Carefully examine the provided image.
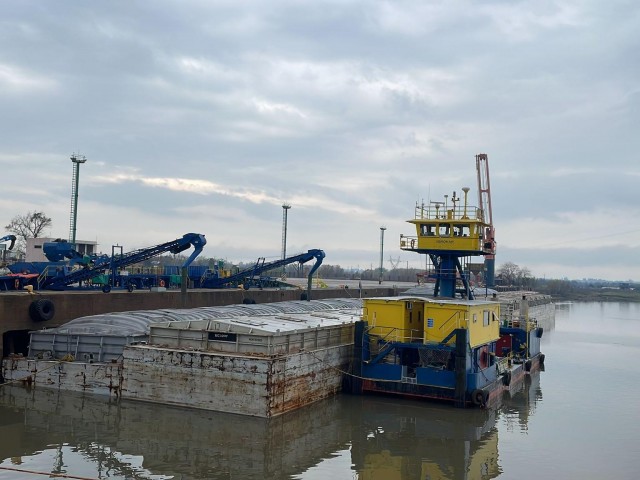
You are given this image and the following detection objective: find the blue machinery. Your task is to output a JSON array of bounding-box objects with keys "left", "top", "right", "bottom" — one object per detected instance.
[
  {"left": 201, "top": 249, "right": 325, "bottom": 295},
  {"left": 3, "top": 232, "right": 325, "bottom": 299},
  {"left": 41, "top": 233, "right": 207, "bottom": 291},
  {"left": 0, "top": 235, "right": 17, "bottom": 251}
]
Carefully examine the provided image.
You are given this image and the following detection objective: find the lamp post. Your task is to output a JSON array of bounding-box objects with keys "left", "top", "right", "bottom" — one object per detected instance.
[
  {"left": 69, "top": 153, "right": 87, "bottom": 247},
  {"left": 379, "top": 226, "right": 386, "bottom": 284}
]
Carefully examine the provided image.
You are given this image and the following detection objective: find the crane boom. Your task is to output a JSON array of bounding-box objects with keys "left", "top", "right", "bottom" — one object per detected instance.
[
  {"left": 475, "top": 153, "right": 496, "bottom": 287},
  {"left": 476, "top": 153, "right": 493, "bottom": 227}
]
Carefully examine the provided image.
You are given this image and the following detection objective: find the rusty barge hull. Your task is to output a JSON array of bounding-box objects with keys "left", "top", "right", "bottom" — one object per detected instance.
[
  {"left": 3, "top": 345, "right": 351, "bottom": 417},
  {"left": 3, "top": 298, "right": 361, "bottom": 417}
]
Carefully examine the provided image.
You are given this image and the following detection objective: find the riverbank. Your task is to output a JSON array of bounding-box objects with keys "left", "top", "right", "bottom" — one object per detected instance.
[{"left": 551, "top": 288, "right": 640, "bottom": 303}]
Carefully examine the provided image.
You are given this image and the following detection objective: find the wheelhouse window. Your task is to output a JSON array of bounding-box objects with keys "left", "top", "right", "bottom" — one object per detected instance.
[
  {"left": 453, "top": 224, "right": 470, "bottom": 237},
  {"left": 438, "top": 224, "right": 450, "bottom": 237},
  {"left": 420, "top": 224, "right": 436, "bottom": 236}
]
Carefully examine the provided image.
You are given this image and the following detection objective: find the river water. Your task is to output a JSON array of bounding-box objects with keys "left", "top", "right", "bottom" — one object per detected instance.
[{"left": 0, "top": 301, "right": 639, "bottom": 480}]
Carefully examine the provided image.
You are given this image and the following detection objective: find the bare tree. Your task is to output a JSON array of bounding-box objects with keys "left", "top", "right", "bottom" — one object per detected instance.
[
  {"left": 518, "top": 266, "right": 533, "bottom": 288},
  {"left": 497, "top": 261, "right": 520, "bottom": 286},
  {"left": 5, "top": 211, "right": 53, "bottom": 256}
]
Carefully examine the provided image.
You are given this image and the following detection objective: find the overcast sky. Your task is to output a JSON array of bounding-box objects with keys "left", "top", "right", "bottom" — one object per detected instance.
[{"left": 1, "top": 1, "right": 638, "bottom": 282}]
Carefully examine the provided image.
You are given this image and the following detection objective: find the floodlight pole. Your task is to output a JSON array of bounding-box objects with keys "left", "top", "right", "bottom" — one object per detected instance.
[
  {"left": 379, "top": 226, "right": 386, "bottom": 284},
  {"left": 281, "top": 204, "right": 291, "bottom": 278},
  {"left": 69, "top": 153, "right": 87, "bottom": 247}
]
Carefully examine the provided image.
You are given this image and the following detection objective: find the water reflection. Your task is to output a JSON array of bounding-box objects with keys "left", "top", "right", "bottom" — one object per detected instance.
[
  {"left": 348, "top": 397, "right": 501, "bottom": 480},
  {"left": 0, "top": 370, "right": 543, "bottom": 480},
  {"left": 0, "top": 386, "right": 352, "bottom": 480},
  {"left": 499, "top": 373, "right": 543, "bottom": 434}
]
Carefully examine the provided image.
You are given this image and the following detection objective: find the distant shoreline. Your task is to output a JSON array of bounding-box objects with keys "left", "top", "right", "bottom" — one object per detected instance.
[{"left": 552, "top": 290, "right": 640, "bottom": 303}]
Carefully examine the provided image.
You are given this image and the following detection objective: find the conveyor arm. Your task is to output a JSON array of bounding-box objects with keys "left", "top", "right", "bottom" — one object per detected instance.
[
  {"left": 203, "top": 249, "right": 325, "bottom": 296},
  {"left": 0, "top": 235, "right": 16, "bottom": 251},
  {"left": 43, "top": 233, "right": 207, "bottom": 290}
]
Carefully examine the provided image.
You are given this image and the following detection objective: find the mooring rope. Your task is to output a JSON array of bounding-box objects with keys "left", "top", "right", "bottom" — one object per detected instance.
[{"left": 0, "top": 465, "right": 98, "bottom": 479}]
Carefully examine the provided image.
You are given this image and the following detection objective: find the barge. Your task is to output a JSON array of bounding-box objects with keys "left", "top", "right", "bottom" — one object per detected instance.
[{"left": 2, "top": 299, "right": 362, "bottom": 417}]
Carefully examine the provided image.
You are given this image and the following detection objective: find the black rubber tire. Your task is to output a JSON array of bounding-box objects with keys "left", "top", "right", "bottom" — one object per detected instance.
[
  {"left": 502, "top": 371, "right": 512, "bottom": 386},
  {"left": 127, "top": 284, "right": 134, "bottom": 293},
  {"left": 29, "top": 299, "right": 55, "bottom": 322},
  {"left": 539, "top": 353, "right": 545, "bottom": 365},
  {"left": 300, "top": 292, "right": 308, "bottom": 301},
  {"left": 471, "top": 389, "right": 488, "bottom": 406},
  {"left": 536, "top": 327, "right": 544, "bottom": 338},
  {"left": 525, "top": 359, "right": 532, "bottom": 372},
  {"left": 242, "top": 298, "right": 253, "bottom": 304},
  {"left": 102, "top": 284, "right": 112, "bottom": 293}
]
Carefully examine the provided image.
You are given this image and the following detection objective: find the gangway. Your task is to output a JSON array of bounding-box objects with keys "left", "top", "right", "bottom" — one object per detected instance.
[
  {"left": 42, "top": 233, "right": 206, "bottom": 291},
  {"left": 202, "top": 249, "right": 325, "bottom": 299}
]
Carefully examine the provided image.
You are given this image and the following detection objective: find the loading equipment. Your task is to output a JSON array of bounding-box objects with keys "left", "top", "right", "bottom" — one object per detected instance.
[
  {"left": 202, "top": 249, "right": 325, "bottom": 299},
  {"left": 42, "top": 233, "right": 206, "bottom": 291},
  {"left": 0, "top": 235, "right": 17, "bottom": 251}
]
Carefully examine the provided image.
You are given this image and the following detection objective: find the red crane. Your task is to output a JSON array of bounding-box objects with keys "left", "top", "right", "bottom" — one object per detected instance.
[{"left": 476, "top": 153, "right": 496, "bottom": 287}]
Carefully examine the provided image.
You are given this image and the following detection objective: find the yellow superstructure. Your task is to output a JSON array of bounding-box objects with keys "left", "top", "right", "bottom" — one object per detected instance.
[
  {"left": 364, "top": 297, "right": 500, "bottom": 349},
  {"left": 399, "top": 194, "right": 492, "bottom": 255},
  {"left": 364, "top": 298, "right": 425, "bottom": 342}
]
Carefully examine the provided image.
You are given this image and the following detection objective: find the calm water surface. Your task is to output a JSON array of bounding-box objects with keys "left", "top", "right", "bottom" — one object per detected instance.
[{"left": 1, "top": 301, "right": 639, "bottom": 480}]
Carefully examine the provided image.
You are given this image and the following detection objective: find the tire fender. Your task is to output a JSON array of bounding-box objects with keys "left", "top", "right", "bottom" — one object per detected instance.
[
  {"left": 29, "top": 299, "right": 55, "bottom": 322},
  {"left": 471, "top": 389, "right": 488, "bottom": 407}
]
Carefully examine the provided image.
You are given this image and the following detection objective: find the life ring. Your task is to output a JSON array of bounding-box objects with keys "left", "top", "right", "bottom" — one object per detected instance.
[
  {"left": 14, "top": 279, "right": 20, "bottom": 289},
  {"left": 479, "top": 349, "right": 488, "bottom": 369},
  {"left": 159, "top": 280, "right": 165, "bottom": 287},
  {"left": 29, "top": 299, "right": 55, "bottom": 322}
]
